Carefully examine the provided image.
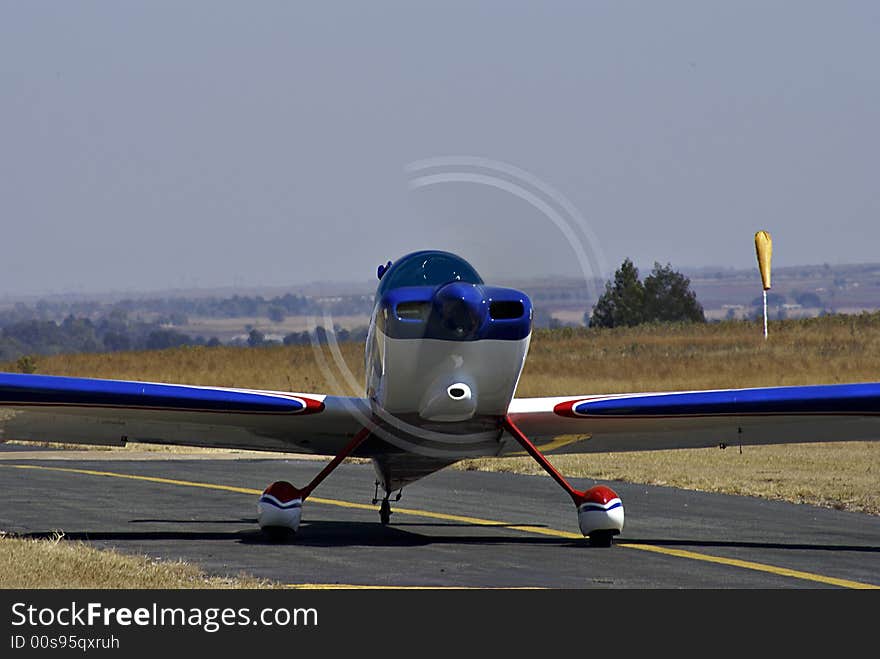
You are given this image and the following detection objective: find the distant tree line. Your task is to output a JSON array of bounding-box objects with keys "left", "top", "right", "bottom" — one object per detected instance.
[
  {"left": 0, "top": 312, "right": 218, "bottom": 362},
  {"left": 749, "top": 291, "right": 823, "bottom": 309},
  {"left": 0, "top": 289, "right": 374, "bottom": 363},
  {"left": 0, "top": 314, "right": 369, "bottom": 363},
  {"left": 246, "top": 325, "right": 370, "bottom": 348},
  {"left": 0, "top": 292, "right": 373, "bottom": 327}
]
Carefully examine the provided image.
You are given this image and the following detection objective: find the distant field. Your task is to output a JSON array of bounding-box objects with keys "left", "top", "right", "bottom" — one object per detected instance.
[
  {"left": 3, "top": 313, "right": 880, "bottom": 513},
  {"left": 178, "top": 314, "right": 370, "bottom": 342}
]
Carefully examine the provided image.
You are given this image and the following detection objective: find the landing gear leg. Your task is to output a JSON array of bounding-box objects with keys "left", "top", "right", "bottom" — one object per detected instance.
[
  {"left": 257, "top": 427, "right": 371, "bottom": 536},
  {"left": 502, "top": 416, "right": 624, "bottom": 546},
  {"left": 373, "top": 483, "right": 402, "bottom": 525},
  {"left": 379, "top": 498, "right": 392, "bottom": 525}
]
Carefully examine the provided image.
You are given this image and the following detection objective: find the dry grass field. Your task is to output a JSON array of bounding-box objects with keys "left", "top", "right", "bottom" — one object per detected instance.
[{"left": 1, "top": 315, "right": 879, "bottom": 588}]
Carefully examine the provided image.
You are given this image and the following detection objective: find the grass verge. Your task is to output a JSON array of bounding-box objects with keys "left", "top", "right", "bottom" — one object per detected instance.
[
  {"left": 458, "top": 441, "right": 880, "bottom": 514},
  {"left": 0, "top": 532, "right": 276, "bottom": 589}
]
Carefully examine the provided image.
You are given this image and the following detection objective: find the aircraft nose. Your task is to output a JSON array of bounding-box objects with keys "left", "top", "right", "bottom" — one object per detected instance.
[{"left": 433, "top": 282, "right": 486, "bottom": 340}]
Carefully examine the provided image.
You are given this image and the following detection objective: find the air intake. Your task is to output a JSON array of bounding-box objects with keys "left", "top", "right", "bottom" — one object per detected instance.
[
  {"left": 489, "top": 300, "right": 524, "bottom": 320},
  {"left": 396, "top": 301, "right": 431, "bottom": 321}
]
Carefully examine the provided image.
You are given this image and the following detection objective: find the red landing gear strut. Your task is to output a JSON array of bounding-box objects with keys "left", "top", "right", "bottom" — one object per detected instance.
[
  {"left": 257, "top": 427, "right": 372, "bottom": 536},
  {"left": 503, "top": 416, "right": 624, "bottom": 547}
]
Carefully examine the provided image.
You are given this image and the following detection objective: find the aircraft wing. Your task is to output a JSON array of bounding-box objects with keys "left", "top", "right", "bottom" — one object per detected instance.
[
  {"left": 0, "top": 372, "right": 367, "bottom": 456},
  {"left": 505, "top": 382, "right": 880, "bottom": 455}
]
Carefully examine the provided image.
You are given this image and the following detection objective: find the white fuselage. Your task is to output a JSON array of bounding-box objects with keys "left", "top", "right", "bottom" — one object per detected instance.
[
  {"left": 371, "top": 330, "right": 530, "bottom": 420},
  {"left": 361, "top": 250, "right": 534, "bottom": 469}
]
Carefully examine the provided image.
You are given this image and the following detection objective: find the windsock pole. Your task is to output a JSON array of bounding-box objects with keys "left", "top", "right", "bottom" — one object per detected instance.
[
  {"left": 763, "top": 290, "right": 768, "bottom": 339},
  {"left": 754, "top": 231, "right": 772, "bottom": 340}
]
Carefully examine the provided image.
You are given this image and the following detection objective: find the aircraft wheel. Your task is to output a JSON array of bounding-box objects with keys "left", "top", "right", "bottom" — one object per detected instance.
[
  {"left": 588, "top": 530, "right": 615, "bottom": 548},
  {"left": 379, "top": 499, "right": 392, "bottom": 525},
  {"left": 261, "top": 526, "right": 297, "bottom": 542}
]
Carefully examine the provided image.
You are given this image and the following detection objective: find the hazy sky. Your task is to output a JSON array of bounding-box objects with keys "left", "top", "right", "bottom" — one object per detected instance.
[{"left": 2, "top": 1, "right": 878, "bottom": 296}]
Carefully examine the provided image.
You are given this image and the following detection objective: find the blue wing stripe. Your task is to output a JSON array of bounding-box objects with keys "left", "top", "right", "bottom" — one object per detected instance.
[
  {"left": 0, "top": 372, "right": 305, "bottom": 414},
  {"left": 574, "top": 382, "right": 880, "bottom": 417}
]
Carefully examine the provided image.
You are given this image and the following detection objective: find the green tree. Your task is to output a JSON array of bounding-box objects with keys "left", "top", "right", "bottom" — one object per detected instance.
[
  {"left": 588, "top": 258, "right": 645, "bottom": 328},
  {"left": 16, "top": 355, "right": 37, "bottom": 374},
  {"left": 642, "top": 262, "right": 705, "bottom": 323}
]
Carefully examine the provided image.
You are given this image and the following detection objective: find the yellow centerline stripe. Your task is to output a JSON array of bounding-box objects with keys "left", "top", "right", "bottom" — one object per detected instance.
[
  {"left": 5, "top": 463, "right": 262, "bottom": 495},
  {"left": 621, "top": 543, "right": 878, "bottom": 590},
  {"left": 2, "top": 463, "right": 876, "bottom": 589}
]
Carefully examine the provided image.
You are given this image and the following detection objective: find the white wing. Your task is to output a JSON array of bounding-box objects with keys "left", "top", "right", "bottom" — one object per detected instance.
[
  {"left": 0, "top": 372, "right": 367, "bottom": 455},
  {"left": 506, "top": 382, "right": 880, "bottom": 455}
]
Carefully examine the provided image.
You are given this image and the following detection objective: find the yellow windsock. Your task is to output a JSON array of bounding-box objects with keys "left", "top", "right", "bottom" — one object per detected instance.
[{"left": 754, "top": 231, "right": 772, "bottom": 290}]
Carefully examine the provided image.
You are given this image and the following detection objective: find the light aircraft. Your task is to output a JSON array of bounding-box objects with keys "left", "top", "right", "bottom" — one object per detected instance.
[{"left": 2, "top": 250, "right": 879, "bottom": 546}]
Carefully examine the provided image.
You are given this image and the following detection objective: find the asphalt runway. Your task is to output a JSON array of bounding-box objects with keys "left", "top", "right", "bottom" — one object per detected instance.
[{"left": 1, "top": 446, "right": 878, "bottom": 588}]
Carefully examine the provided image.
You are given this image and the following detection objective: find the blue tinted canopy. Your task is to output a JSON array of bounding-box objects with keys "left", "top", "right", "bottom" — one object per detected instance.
[{"left": 376, "top": 251, "right": 483, "bottom": 298}]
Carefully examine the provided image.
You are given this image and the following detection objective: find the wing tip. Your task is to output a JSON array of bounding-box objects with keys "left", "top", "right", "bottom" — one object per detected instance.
[
  {"left": 553, "top": 400, "right": 583, "bottom": 418},
  {"left": 297, "top": 397, "right": 326, "bottom": 415}
]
